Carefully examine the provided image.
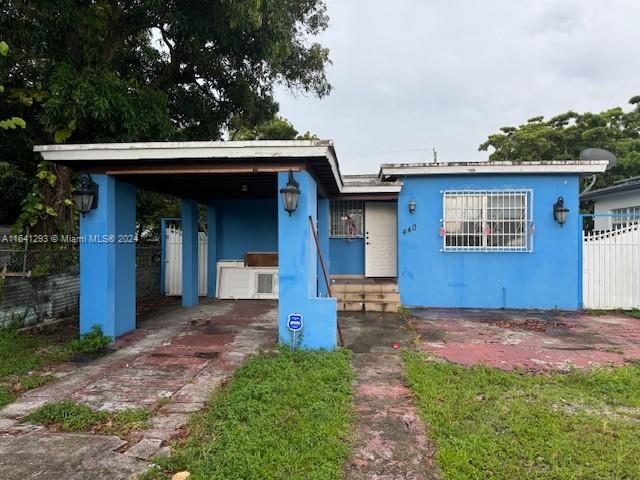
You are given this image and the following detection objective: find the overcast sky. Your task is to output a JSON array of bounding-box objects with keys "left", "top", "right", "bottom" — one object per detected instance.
[{"left": 275, "top": 0, "right": 640, "bottom": 174}]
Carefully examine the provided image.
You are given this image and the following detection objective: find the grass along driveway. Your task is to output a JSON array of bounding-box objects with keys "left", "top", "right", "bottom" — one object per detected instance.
[
  {"left": 403, "top": 351, "right": 640, "bottom": 479},
  {"left": 144, "top": 348, "right": 354, "bottom": 480},
  {"left": 0, "top": 326, "right": 73, "bottom": 408}
]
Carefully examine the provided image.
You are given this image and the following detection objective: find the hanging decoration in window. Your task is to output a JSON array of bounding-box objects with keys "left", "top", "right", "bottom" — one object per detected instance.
[
  {"left": 330, "top": 200, "right": 364, "bottom": 240},
  {"left": 441, "top": 188, "right": 534, "bottom": 252}
]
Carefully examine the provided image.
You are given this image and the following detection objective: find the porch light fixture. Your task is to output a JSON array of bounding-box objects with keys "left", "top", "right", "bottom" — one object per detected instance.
[
  {"left": 74, "top": 174, "right": 99, "bottom": 216},
  {"left": 280, "top": 170, "right": 301, "bottom": 216},
  {"left": 408, "top": 200, "right": 417, "bottom": 214},
  {"left": 553, "top": 196, "right": 569, "bottom": 226}
]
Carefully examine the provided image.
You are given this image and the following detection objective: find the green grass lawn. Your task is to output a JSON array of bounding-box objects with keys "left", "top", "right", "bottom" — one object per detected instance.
[
  {"left": 0, "top": 327, "right": 72, "bottom": 408},
  {"left": 144, "top": 348, "right": 354, "bottom": 480},
  {"left": 403, "top": 351, "right": 640, "bottom": 479}
]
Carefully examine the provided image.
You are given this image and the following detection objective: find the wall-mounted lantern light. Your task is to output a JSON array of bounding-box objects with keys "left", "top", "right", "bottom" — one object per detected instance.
[
  {"left": 280, "top": 170, "right": 301, "bottom": 216},
  {"left": 408, "top": 200, "right": 417, "bottom": 214},
  {"left": 553, "top": 196, "right": 569, "bottom": 226},
  {"left": 74, "top": 174, "right": 99, "bottom": 216}
]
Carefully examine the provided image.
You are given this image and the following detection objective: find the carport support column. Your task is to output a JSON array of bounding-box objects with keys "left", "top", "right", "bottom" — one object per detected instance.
[
  {"left": 79, "top": 175, "right": 136, "bottom": 338},
  {"left": 278, "top": 171, "right": 337, "bottom": 350},
  {"left": 181, "top": 199, "right": 199, "bottom": 307},
  {"left": 317, "top": 197, "right": 331, "bottom": 297},
  {"left": 206, "top": 204, "right": 217, "bottom": 298}
]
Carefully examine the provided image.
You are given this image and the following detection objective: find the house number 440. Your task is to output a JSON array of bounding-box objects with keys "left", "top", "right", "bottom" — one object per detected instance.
[{"left": 402, "top": 224, "right": 417, "bottom": 235}]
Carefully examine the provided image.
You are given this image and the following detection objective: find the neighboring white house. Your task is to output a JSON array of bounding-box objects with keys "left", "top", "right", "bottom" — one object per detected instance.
[{"left": 581, "top": 177, "right": 640, "bottom": 230}]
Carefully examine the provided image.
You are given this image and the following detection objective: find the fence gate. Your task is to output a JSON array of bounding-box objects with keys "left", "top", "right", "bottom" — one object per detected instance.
[
  {"left": 582, "top": 221, "right": 640, "bottom": 309},
  {"left": 164, "top": 224, "right": 208, "bottom": 296}
]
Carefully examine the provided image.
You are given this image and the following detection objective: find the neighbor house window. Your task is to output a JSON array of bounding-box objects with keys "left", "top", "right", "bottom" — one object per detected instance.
[
  {"left": 442, "top": 189, "right": 533, "bottom": 252},
  {"left": 612, "top": 206, "right": 640, "bottom": 229},
  {"left": 330, "top": 200, "right": 364, "bottom": 238}
]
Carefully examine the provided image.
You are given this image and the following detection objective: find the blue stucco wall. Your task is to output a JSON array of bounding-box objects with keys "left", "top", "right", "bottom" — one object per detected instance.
[
  {"left": 212, "top": 199, "right": 278, "bottom": 259},
  {"left": 398, "top": 174, "right": 581, "bottom": 310},
  {"left": 278, "top": 171, "right": 337, "bottom": 350},
  {"left": 329, "top": 238, "right": 365, "bottom": 275}
]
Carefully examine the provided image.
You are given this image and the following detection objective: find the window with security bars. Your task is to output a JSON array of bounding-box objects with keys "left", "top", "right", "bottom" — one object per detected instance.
[
  {"left": 330, "top": 200, "right": 364, "bottom": 238},
  {"left": 612, "top": 206, "right": 640, "bottom": 229},
  {"left": 442, "top": 189, "right": 533, "bottom": 252}
]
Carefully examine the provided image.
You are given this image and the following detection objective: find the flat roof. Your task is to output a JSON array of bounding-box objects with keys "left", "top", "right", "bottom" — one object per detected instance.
[
  {"left": 35, "top": 140, "right": 346, "bottom": 198},
  {"left": 35, "top": 142, "right": 611, "bottom": 198}
]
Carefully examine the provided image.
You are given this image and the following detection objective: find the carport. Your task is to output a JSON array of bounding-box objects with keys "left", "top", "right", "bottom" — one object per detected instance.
[{"left": 34, "top": 140, "right": 341, "bottom": 350}]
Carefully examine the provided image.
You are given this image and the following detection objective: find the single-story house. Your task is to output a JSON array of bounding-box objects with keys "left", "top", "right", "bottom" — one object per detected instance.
[
  {"left": 35, "top": 140, "right": 608, "bottom": 350},
  {"left": 581, "top": 176, "right": 640, "bottom": 230}
]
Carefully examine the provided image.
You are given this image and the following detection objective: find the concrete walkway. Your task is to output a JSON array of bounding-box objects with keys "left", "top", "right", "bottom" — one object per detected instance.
[
  {"left": 0, "top": 300, "right": 277, "bottom": 479},
  {"left": 341, "top": 312, "right": 440, "bottom": 480}
]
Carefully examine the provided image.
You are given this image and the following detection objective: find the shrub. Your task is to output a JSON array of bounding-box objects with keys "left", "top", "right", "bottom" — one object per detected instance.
[{"left": 68, "top": 325, "right": 112, "bottom": 353}]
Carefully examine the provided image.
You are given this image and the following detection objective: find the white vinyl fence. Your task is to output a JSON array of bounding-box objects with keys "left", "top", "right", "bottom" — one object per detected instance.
[
  {"left": 583, "top": 224, "right": 640, "bottom": 309},
  {"left": 164, "top": 224, "right": 208, "bottom": 296}
]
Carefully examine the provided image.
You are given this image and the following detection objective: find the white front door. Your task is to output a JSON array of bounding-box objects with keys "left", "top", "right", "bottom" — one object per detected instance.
[{"left": 365, "top": 202, "right": 397, "bottom": 277}]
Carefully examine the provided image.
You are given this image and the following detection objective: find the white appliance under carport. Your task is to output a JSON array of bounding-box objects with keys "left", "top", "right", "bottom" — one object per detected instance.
[{"left": 164, "top": 224, "right": 278, "bottom": 299}]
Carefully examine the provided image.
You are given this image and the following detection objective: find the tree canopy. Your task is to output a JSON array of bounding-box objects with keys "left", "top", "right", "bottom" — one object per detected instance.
[
  {"left": 0, "top": 0, "right": 331, "bottom": 227},
  {"left": 479, "top": 96, "right": 640, "bottom": 190},
  {"left": 230, "top": 115, "right": 318, "bottom": 140}
]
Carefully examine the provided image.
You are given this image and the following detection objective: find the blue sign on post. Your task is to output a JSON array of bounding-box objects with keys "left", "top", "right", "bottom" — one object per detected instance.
[{"left": 287, "top": 313, "right": 303, "bottom": 332}]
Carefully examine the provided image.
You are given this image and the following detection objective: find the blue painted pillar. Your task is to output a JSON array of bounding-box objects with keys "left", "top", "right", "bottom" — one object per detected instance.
[
  {"left": 181, "top": 199, "right": 199, "bottom": 307},
  {"left": 206, "top": 204, "right": 217, "bottom": 298},
  {"left": 278, "top": 171, "right": 337, "bottom": 350},
  {"left": 79, "top": 175, "right": 136, "bottom": 338},
  {"left": 317, "top": 197, "right": 331, "bottom": 297}
]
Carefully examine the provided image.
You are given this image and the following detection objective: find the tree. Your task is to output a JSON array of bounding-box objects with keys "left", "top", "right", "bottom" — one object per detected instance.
[
  {"left": 479, "top": 96, "right": 640, "bottom": 191},
  {"left": 0, "top": 0, "right": 331, "bottom": 230},
  {"left": 230, "top": 115, "right": 318, "bottom": 140},
  {"left": 0, "top": 40, "right": 29, "bottom": 225}
]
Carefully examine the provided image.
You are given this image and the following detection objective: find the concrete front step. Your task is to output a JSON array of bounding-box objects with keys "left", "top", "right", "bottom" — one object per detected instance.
[
  {"left": 331, "top": 277, "right": 399, "bottom": 312},
  {"left": 334, "top": 283, "right": 399, "bottom": 293},
  {"left": 338, "top": 301, "right": 400, "bottom": 313},
  {"left": 334, "top": 292, "right": 400, "bottom": 301}
]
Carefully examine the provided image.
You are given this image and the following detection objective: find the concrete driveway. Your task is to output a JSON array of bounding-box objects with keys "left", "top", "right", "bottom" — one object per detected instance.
[
  {"left": 412, "top": 308, "right": 640, "bottom": 371},
  {"left": 0, "top": 300, "right": 277, "bottom": 479}
]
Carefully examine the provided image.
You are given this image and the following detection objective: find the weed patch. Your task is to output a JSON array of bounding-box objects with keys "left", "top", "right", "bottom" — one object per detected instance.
[
  {"left": 587, "top": 309, "right": 640, "bottom": 319},
  {"left": 68, "top": 325, "right": 112, "bottom": 354},
  {"left": 25, "top": 400, "right": 151, "bottom": 436}
]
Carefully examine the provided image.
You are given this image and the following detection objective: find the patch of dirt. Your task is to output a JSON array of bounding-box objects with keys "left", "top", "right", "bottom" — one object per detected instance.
[{"left": 486, "top": 318, "right": 570, "bottom": 332}]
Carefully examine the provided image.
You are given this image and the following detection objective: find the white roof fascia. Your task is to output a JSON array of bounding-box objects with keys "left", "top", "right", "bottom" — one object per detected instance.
[
  {"left": 380, "top": 160, "right": 609, "bottom": 176},
  {"left": 34, "top": 140, "right": 331, "bottom": 162},
  {"left": 340, "top": 184, "right": 402, "bottom": 194},
  {"left": 35, "top": 139, "right": 349, "bottom": 191}
]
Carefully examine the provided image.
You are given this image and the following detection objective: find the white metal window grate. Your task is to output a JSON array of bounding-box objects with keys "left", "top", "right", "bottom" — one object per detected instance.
[
  {"left": 442, "top": 189, "right": 534, "bottom": 252},
  {"left": 330, "top": 200, "right": 364, "bottom": 238},
  {"left": 612, "top": 206, "right": 640, "bottom": 229}
]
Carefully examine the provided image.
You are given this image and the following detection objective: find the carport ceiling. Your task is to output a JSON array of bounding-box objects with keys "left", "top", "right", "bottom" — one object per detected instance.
[{"left": 121, "top": 172, "right": 277, "bottom": 201}]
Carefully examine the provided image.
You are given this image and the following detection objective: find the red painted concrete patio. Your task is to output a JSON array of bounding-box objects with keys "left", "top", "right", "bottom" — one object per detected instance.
[{"left": 412, "top": 309, "right": 640, "bottom": 371}]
